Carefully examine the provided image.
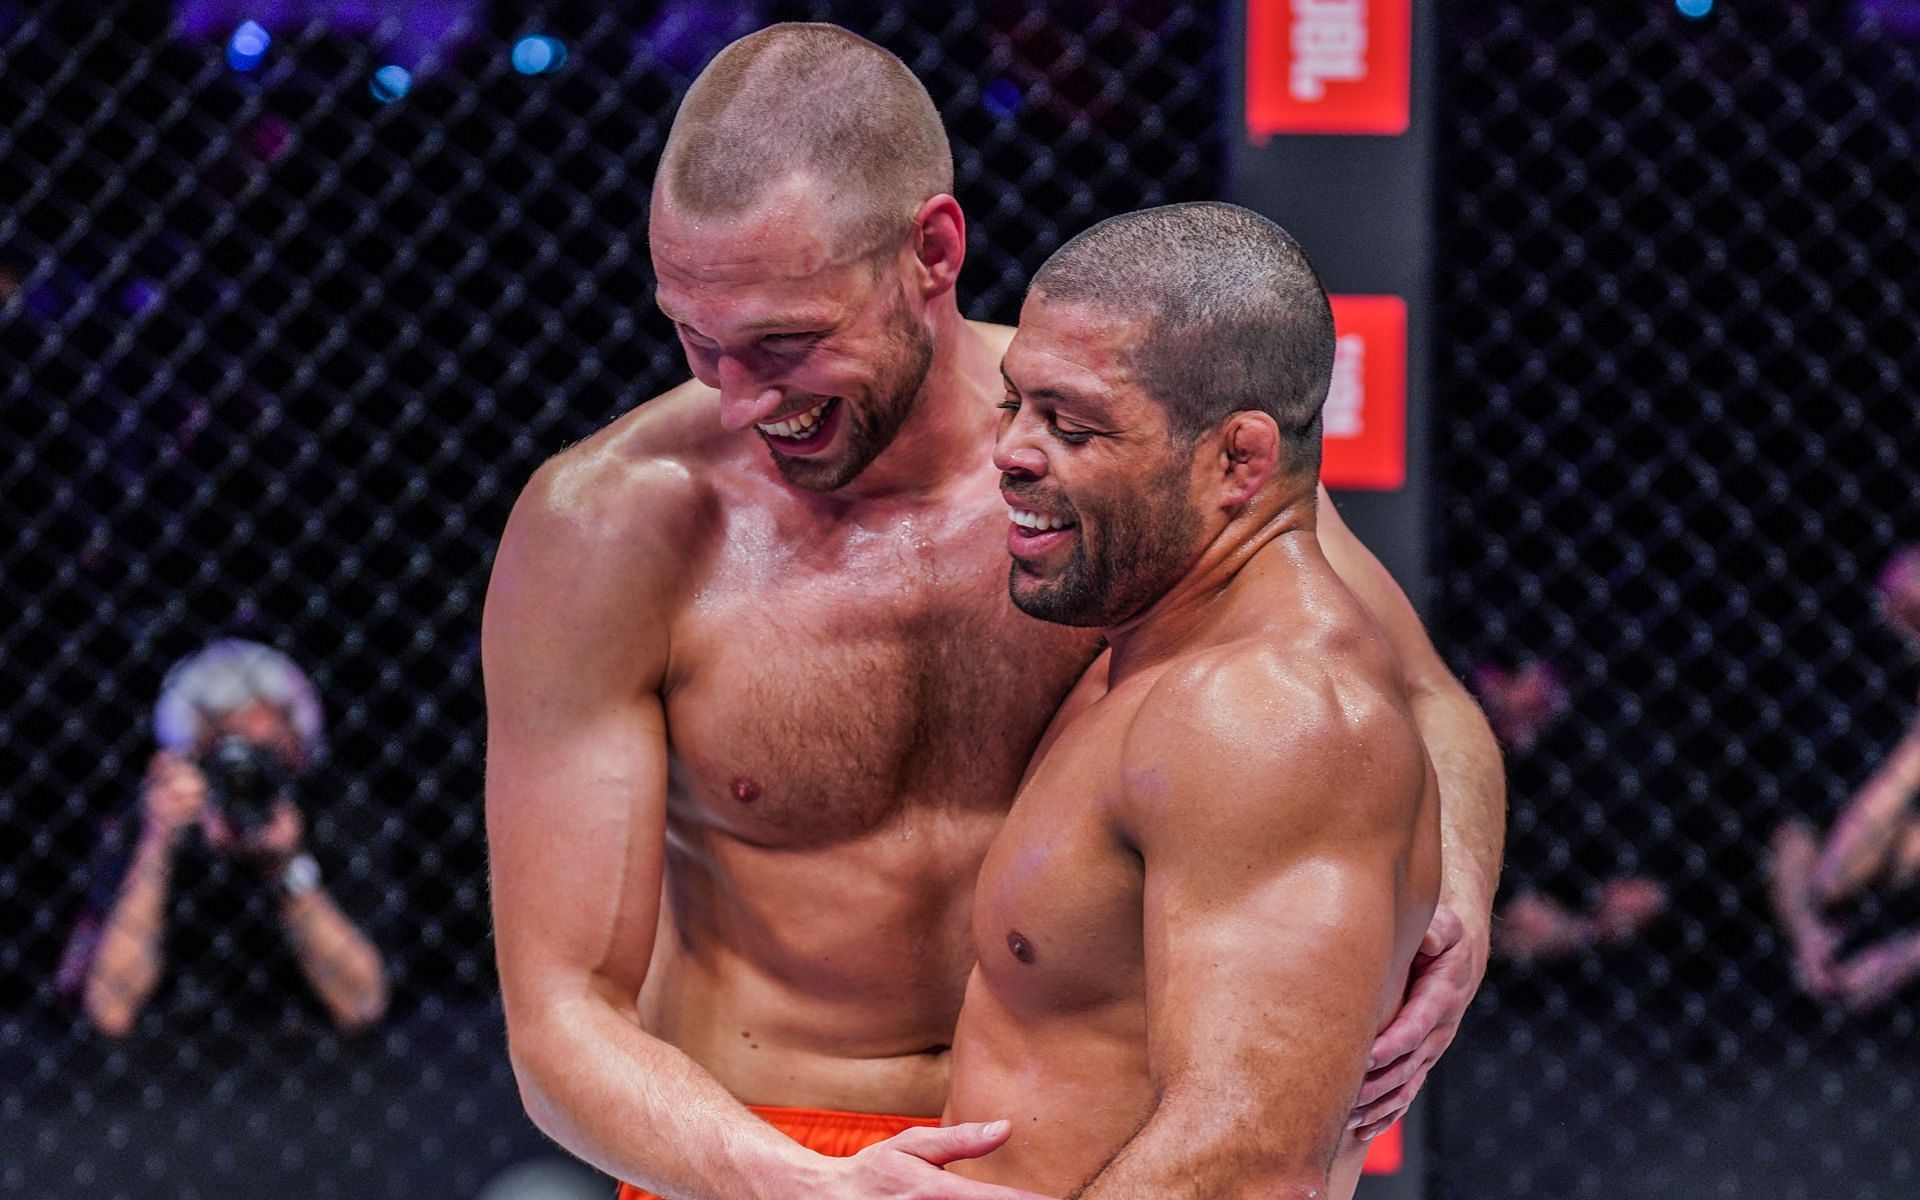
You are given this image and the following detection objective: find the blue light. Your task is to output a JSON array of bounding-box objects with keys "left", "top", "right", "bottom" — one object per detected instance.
[
  {"left": 982, "top": 78, "right": 1023, "bottom": 119},
  {"left": 371, "top": 64, "right": 413, "bottom": 103},
  {"left": 1676, "top": 0, "right": 1713, "bottom": 17},
  {"left": 226, "top": 20, "right": 270, "bottom": 71},
  {"left": 511, "top": 34, "right": 567, "bottom": 75}
]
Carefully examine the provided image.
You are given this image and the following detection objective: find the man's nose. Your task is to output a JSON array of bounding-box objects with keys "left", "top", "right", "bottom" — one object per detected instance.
[
  {"left": 993, "top": 424, "right": 1048, "bottom": 480},
  {"left": 715, "top": 356, "right": 784, "bottom": 432}
]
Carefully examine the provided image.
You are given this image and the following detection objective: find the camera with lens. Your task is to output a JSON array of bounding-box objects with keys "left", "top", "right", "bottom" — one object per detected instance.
[{"left": 200, "top": 734, "right": 292, "bottom": 835}]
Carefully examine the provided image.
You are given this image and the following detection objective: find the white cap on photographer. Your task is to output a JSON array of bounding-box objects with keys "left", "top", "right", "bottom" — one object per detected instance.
[{"left": 152, "top": 639, "right": 325, "bottom": 766}]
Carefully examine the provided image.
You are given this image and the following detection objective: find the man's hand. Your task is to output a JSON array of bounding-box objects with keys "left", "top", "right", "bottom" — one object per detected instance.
[
  {"left": 1769, "top": 821, "right": 1843, "bottom": 1000},
  {"left": 1351, "top": 904, "right": 1485, "bottom": 1140},
  {"left": 140, "top": 751, "right": 208, "bottom": 849},
  {"left": 240, "top": 799, "right": 306, "bottom": 870},
  {"left": 829, "top": 1122, "right": 1056, "bottom": 1200},
  {"left": 1830, "top": 932, "right": 1920, "bottom": 1014}
]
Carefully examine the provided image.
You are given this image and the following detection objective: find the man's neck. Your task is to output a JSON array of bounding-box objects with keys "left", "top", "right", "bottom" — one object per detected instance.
[
  {"left": 817, "top": 304, "right": 1000, "bottom": 507},
  {"left": 1103, "top": 485, "right": 1320, "bottom": 684}
]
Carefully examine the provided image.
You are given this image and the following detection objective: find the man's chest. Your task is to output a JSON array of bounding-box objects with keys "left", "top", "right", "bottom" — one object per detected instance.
[
  {"left": 968, "top": 695, "right": 1151, "bottom": 1011},
  {"left": 662, "top": 532, "right": 1096, "bottom": 846}
]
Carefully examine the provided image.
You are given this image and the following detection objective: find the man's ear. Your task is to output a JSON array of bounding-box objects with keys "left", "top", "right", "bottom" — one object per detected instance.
[
  {"left": 1216, "top": 411, "right": 1281, "bottom": 509},
  {"left": 909, "top": 194, "right": 967, "bottom": 298}
]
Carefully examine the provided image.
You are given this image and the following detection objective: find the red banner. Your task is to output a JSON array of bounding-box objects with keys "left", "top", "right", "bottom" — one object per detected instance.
[
  {"left": 1247, "top": 0, "right": 1411, "bottom": 138},
  {"left": 1321, "top": 294, "right": 1407, "bottom": 491},
  {"left": 1362, "top": 1120, "right": 1404, "bottom": 1174}
]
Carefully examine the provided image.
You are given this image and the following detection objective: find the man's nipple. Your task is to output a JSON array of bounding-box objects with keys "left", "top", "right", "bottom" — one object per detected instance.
[
  {"left": 731, "top": 777, "right": 762, "bottom": 804},
  {"left": 1007, "top": 931, "right": 1036, "bottom": 964}
]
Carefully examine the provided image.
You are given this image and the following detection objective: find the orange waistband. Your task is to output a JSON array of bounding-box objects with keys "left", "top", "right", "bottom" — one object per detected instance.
[
  {"left": 748, "top": 1102, "right": 941, "bottom": 1139},
  {"left": 613, "top": 1104, "right": 942, "bottom": 1199}
]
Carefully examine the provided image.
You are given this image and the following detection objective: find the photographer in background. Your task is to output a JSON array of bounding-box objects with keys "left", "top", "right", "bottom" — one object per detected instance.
[{"left": 62, "top": 640, "right": 389, "bottom": 1039}]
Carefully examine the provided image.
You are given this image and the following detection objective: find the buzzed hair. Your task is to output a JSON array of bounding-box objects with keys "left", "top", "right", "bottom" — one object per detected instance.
[
  {"left": 1030, "top": 202, "right": 1336, "bottom": 477},
  {"left": 657, "top": 23, "right": 954, "bottom": 258}
]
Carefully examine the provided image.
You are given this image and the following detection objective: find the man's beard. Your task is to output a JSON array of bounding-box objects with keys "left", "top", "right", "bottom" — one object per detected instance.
[
  {"left": 771, "top": 290, "right": 935, "bottom": 492},
  {"left": 1007, "top": 450, "right": 1202, "bottom": 628}
]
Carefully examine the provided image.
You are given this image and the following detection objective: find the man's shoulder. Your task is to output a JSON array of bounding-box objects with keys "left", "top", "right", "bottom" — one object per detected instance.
[
  {"left": 510, "top": 379, "right": 724, "bottom": 556},
  {"left": 1122, "top": 637, "right": 1425, "bottom": 832},
  {"left": 1136, "top": 635, "right": 1407, "bottom": 739},
  {"left": 486, "top": 380, "right": 729, "bottom": 650}
]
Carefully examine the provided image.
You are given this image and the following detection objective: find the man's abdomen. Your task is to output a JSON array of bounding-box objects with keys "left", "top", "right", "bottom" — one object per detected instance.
[
  {"left": 944, "top": 975, "right": 1153, "bottom": 1192},
  {"left": 640, "top": 810, "right": 996, "bottom": 1115}
]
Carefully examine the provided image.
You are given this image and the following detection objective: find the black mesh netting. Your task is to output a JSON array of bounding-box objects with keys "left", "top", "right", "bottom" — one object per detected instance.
[
  {"left": 0, "top": 3, "right": 1220, "bottom": 1197},
  {"left": 10, "top": 2, "right": 1920, "bottom": 1197},
  {"left": 1434, "top": 4, "right": 1920, "bottom": 1198}
]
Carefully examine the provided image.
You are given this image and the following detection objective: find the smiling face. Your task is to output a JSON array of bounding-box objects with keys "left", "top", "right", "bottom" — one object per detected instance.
[
  {"left": 650, "top": 179, "right": 935, "bottom": 492},
  {"left": 994, "top": 293, "right": 1206, "bottom": 628}
]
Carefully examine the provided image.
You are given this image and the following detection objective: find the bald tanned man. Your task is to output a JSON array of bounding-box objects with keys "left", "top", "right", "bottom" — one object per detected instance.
[
  {"left": 483, "top": 24, "right": 1501, "bottom": 1200},
  {"left": 944, "top": 203, "right": 1438, "bottom": 1199}
]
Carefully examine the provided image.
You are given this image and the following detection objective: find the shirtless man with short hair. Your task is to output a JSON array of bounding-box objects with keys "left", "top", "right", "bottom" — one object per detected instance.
[
  {"left": 483, "top": 24, "right": 1499, "bottom": 1200},
  {"left": 945, "top": 202, "right": 1439, "bottom": 1199}
]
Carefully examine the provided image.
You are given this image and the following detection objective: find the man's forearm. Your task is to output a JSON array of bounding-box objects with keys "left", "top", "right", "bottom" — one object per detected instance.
[
  {"left": 1412, "top": 677, "right": 1506, "bottom": 925},
  {"left": 280, "top": 888, "right": 389, "bottom": 1031},
  {"left": 509, "top": 988, "right": 832, "bottom": 1199},
  {"left": 1814, "top": 720, "right": 1920, "bottom": 903},
  {"left": 1069, "top": 1096, "right": 1332, "bottom": 1200},
  {"left": 84, "top": 835, "right": 173, "bottom": 1036}
]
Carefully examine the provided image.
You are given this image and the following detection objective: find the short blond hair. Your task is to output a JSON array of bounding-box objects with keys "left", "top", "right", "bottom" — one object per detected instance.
[{"left": 656, "top": 23, "right": 953, "bottom": 257}]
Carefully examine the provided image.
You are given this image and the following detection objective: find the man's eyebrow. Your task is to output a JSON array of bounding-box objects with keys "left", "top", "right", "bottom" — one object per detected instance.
[{"left": 736, "top": 312, "right": 832, "bottom": 334}]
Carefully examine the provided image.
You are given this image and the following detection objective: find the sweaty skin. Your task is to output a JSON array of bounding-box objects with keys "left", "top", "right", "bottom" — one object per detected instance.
[
  {"left": 947, "top": 601, "right": 1439, "bottom": 1197},
  {"left": 489, "top": 180, "right": 1082, "bottom": 1197},
  {"left": 631, "top": 339, "right": 1094, "bottom": 1106},
  {"left": 945, "top": 292, "right": 1441, "bottom": 1199},
  {"left": 487, "top": 174, "right": 1494, "bottom": 1196}
]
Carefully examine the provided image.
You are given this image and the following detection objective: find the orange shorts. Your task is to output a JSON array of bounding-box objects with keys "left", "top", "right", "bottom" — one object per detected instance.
[{"left": 614, "top": 1104, "right": 941, "bottom": 1200}]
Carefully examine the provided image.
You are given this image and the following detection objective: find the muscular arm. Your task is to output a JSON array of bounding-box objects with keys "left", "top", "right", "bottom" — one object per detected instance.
[
  {"left": 485, "top": 458, "right": 825, "bottom": 1198},
  {"left": 1317, "top": 488, "right": 1503, "bottom": 1130},
  {"left": 1318, "top": 485, "right": 1505, "bottom": 931},
  {"left": 1074, "top": 663, "right": 1437, "bottom": 1199}
]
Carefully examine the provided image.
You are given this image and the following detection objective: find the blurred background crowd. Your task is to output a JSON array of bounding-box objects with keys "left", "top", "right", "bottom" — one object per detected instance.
[{"left": 1, "top": 1, "right": 1916, "bottom": 1197}]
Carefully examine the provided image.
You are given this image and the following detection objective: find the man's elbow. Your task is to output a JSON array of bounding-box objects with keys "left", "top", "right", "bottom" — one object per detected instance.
[
  {"left": 83, "top": 988, "right": 138, "bottom": 1039},
  {"left": 505, "top": 1019, "right": 570, "bottom": 1136},
  {"left": 332, "top": 983, "right": 389, "bottom": 1036},
  {"left": 1406, "top": 667, "right": 1505, "bottom": 782},
  {"left": 1402, "top": 653, "right": 1478, "bottom": 715}
]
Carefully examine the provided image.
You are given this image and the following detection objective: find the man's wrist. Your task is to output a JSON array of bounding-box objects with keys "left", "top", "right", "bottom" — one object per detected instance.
[
  {"left": 1441, "top": 861, "right": 1500, "bottom": 926},
  {"left": 1445, "top": 888, "right": 1496, "bottom": 930},
  {"left": 135, "top": 825, "right": 184, "bottom": 862},
  {"left": 754, "top": 1143, "right": 839, "bottom": 1200}
]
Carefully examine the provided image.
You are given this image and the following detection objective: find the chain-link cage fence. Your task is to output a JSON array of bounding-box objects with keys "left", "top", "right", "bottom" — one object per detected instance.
[
  {"left": 1435, "top": 3, "right": 1920, "bottom": 1198},
  {"left": 10, "top": 1, "right": 1919, "bottom": 1198},
  {"left": 0, "top": 3, "right": 1221, "bottom": 1196}
]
